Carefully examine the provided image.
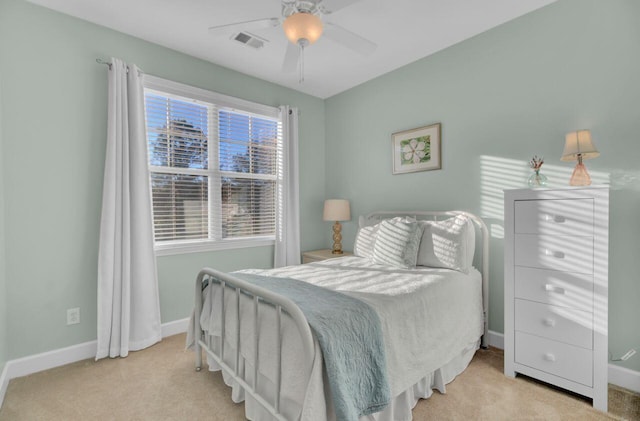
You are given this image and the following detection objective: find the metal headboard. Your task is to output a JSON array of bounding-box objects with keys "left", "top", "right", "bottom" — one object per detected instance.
[{"left": 360, "top": 210, "right": 490, "bottom": 348}]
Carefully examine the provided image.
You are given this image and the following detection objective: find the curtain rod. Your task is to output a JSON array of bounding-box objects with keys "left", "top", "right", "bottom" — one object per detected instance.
[
  {"left": 96, "top": 58, "right": 112, "bottom": 69},
  {"left": 96, "top": 59, "right": 297, "bottom": 115},
  {"left": 96, "top": 58, "right": 144, "bottom": 76}
]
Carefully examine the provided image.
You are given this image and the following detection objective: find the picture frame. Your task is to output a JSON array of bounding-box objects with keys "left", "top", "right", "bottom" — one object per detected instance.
[{"left": 391, "top": 123, "right": 441, "bottom": 174}]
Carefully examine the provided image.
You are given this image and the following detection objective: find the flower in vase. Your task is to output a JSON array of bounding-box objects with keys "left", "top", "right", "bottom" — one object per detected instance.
[{"left": 529, "top": 155, "right": 544, "bottom": 171}]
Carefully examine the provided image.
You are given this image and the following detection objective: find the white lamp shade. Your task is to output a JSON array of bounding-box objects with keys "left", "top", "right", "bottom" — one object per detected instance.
[
  {"left": 323, "top": 199, "right": 350, "bottom": 221},
  {"left": 283, "top": 12, "right": 323, "bottom": 45},
  {"left": 561, "top": 130, "right": 600, "bottom": 161}
]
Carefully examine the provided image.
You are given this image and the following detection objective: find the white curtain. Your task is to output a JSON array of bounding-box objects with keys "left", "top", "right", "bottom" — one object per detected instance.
[
  {"left": 274, "top": 106, "right": 301, "bottom": 267},
  {"left": 96, "top": 58, "right": 161, "bottom": 360}
]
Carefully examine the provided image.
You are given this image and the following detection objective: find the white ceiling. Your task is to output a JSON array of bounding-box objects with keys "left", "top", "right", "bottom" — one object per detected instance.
[{"left": 27, "top": 0, "right": 556, "bottom": 99}]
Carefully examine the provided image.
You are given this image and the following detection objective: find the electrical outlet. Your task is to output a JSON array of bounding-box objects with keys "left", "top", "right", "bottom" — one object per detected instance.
[{"left": 67, "top": 308, "right": 80, "bottom": 325}]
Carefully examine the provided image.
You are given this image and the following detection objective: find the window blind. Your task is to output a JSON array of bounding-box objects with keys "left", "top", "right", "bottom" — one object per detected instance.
[{"left": 144, "top": 88, "right": 281, "bottom": 248}]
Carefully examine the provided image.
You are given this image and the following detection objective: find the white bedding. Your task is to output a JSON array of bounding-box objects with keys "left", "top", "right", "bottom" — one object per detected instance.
[{"left": 196, "top": 256, "right": 484, "bottom": 420}]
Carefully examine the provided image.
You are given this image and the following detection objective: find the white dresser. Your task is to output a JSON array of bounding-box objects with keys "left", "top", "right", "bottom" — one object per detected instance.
[{"left": 504, "top": 187, "right": 609, "bottom": 411}]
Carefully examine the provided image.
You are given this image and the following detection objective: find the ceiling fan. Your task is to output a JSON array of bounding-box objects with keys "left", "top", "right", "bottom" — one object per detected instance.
[{"left": 208, "top": 0, "right": 377, "bottom": 81}]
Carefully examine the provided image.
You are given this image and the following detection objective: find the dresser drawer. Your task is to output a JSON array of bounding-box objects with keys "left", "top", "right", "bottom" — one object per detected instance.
[
  {"left": 515, "top": 199, "right": 594, "bottom": 236},
  {"left": 515, "top": 234, "right": 593, "bottom": 274},
  {"left": 514, "top": 267, "right": 593, "bottom": 313},
  {"left": 515, "top": 299, "right": 593, "bottom": 349},
  {"left": 515, "top": 331, "right": 593, "bottom": 387}
]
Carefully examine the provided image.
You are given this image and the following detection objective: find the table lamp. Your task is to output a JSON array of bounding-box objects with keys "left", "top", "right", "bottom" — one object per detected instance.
[
  {"left": 561, "top": 130, "right": 600, "bottom": 186},
  {"left": 323, "top": 199, "right": 351, "bottom": 254}
]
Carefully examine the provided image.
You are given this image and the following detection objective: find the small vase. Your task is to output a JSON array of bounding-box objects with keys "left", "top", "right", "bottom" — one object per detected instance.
[{"left": 528, "top": 170, "right": 548, "bottom": 187}]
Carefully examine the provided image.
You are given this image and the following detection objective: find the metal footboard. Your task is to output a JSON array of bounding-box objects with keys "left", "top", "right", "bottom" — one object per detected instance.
[{"left": 194, "top": 267, "right": 315, "bottom": 421}]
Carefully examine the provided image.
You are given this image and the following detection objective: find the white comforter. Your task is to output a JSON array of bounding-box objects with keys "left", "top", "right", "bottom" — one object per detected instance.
[{"left": 197, "top": 256, "right": 484, "bottom": 420}]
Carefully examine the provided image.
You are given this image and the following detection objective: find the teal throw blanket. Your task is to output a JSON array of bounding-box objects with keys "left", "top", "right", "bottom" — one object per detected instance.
[{"left": 232, "top": 273, "right": 391, "bottom": 421}]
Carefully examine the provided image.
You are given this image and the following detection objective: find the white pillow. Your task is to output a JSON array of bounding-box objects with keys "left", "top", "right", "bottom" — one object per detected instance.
[
  {"left": 372, "top": 217, "right": 423, "bottom": 268},
  {"left": 353, "top": 224, "right": 379, "bottom": 259},
  {"left": 416, "top": 215, "right": 475, "bottom": 273}
]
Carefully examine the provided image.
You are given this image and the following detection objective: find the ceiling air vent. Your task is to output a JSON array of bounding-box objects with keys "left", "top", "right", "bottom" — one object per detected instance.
[{"left": 232, "top": 32, "right": 267, "bottom": 50}]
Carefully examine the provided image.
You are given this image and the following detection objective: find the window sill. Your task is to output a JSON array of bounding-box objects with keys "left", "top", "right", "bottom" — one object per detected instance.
[{"left": 154, "top": 237, "right": 275, "bottom": 256}]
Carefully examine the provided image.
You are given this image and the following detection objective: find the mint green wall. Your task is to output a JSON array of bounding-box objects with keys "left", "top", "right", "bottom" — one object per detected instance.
[
  {"left": 0, "top": 74, "right": 8, "bottom": 372},
  {"left": 0, "top": 0, "right": 325, "bottom": 359},
  {"left": 325, "top": 0, "right": 640, "bottom": 371},
  {"left": 1, "top": 0, "right": 639, "bottom": 377}
]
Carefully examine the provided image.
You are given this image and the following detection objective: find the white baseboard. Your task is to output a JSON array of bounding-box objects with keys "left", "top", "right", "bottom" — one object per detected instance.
[
  {"left": 609, "top": 363, "right": 640, "bottom": 394},
  {"left": 488, "top": 330, "right": 504, "bottom": 349},
  {"left": 7, "top": 340, "right": 97, "bottom": 380},
  {"left": 0, "top": 317, "right": 190, "bottom": 407},
  {"left": 161, "top": 317, "right": 190, "bottom": 338},
  {"left": 486, "top": 330, "right": 640, "bottom": 394}
]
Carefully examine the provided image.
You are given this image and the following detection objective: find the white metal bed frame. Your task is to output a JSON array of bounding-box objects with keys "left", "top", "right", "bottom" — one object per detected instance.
[{"left": 193, "top": 210, "right": 489, "bottom": 421}]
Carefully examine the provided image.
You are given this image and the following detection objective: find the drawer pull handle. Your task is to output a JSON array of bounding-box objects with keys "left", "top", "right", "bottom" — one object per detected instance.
[
  {"left": 545, "top": 250, "right": 565, "bottom": 259},
  {"left": 545, "top": 214, "right": 566, "bottom": 223},
  {"left": 543, "top": 318, "right": 556, "bottom": 327},
  {"left": 544, "top": 284, "right": 565, "bottom": 294},
  {"left": 544, "top": 353, "right": 556, "bottom": 362}
]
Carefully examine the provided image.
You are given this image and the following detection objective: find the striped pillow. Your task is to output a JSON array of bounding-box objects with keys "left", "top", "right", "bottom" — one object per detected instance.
[
  {"left": 416, "top": 215, "right": 475, "bottom": 273},
  {"left": 354, "top": 224, "right": 379, "bottom": 259},
  {"left": 372, "top": 217, "right": 423, "bottom": 268}
]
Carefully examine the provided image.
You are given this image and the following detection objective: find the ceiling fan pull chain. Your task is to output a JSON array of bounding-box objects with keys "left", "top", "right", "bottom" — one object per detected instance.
[{"left": 299, "top": 41, "right": 305, "bottom": 84}]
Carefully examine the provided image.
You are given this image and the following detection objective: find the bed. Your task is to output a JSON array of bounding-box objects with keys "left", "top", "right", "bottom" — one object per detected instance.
[{"left": 190, "top": 211, "right": 489, "bottom": 421}]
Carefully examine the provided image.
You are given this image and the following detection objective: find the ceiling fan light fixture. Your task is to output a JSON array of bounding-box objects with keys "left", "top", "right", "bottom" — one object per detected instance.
[{"left": 283, "top": 12, "right": 323, "bottom": 45}]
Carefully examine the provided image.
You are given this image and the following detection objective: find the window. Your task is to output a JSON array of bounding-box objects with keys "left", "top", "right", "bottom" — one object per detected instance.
[{"left": 143, "top": 76, "right": 282, "bottom": 255}]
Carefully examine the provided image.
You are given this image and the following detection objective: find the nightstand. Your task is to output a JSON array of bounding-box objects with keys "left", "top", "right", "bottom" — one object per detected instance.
[{"left": 302, "top": 249, "right": 353, "bottom": 264}]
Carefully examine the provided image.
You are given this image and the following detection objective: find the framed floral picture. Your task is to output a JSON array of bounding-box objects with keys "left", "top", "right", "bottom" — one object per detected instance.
[{"left": 392, "top": 123, "right": 441, "bottom": 174}]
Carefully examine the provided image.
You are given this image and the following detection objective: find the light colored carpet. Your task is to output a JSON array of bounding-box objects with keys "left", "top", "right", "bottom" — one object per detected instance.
[{"left": 1, "top": 334, "right": 638, "bottom": 420}]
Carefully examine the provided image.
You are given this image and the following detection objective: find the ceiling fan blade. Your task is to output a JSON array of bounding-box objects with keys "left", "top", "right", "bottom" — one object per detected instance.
[
  {"left": 323, "top": 22, "right": 377, "bottom": 56},
  {"left": 208, "top": 17, "right": 280, "bottom": 36},
  {"left": 318, "top": 0, "right": 364, "bottom": 14},
  {"left": 282, "top": 42, "right": 299, "bottom": 73}
]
